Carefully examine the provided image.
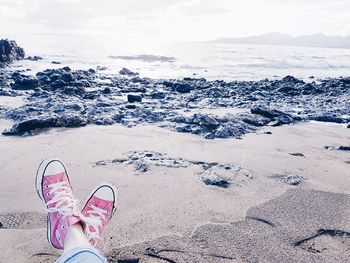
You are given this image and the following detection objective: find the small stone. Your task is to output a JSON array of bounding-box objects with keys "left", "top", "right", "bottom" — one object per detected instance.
[
  {"left": 127, "top": 94, "right": 142, "bottom": 103},
  {"left": 27, "top": 56, "right": 43, "bottom": 61},
  {"left": 134, "top": 162, "right": 150, "bottom": 172},
  {"left": 95, "top": 160, "right": 107, "bottom": 166},
  {"left": 289, "top": 153, "right": 305, "bottom": 157},
  {"left": 282, "top": 175, "right": 303, "bottom": 186},
  {"left": 51, "top": 61, "right": 61, "bottom": 64},
  {"left": 202, "top": 172, "right": 231, "bottom": 188}
]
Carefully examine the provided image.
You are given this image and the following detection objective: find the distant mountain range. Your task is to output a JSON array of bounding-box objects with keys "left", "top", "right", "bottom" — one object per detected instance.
[{"left": 211, "top": 32, "right": 350, "bottom": 49}]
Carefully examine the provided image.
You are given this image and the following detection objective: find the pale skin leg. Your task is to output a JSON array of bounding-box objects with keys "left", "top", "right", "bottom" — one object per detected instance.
[{"left": 63, "top": 223, "right": 91, "bottom": 252}]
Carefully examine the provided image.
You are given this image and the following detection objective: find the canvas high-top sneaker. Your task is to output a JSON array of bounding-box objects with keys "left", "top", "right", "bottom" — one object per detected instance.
[
  {"left": 81, "top": 183, "right": 117, "bottom": 247},
  {"left": 36, "top": 159, "right": 82, "bottom": 249}
]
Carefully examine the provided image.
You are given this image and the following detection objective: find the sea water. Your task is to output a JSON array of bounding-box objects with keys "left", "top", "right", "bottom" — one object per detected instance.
[{"left": 5, "top": 33, "right": 350, "bottom": 81}]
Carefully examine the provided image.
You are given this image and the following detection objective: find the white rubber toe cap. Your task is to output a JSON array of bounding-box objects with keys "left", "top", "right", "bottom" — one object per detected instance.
[{"left": 94, "top": 184, "right": 116, "bottom": 201}]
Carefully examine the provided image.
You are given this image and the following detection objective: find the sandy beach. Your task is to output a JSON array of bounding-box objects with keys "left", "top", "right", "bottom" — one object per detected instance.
[{"left": 0, "top": 120, "right": 349, "bottom": 262}]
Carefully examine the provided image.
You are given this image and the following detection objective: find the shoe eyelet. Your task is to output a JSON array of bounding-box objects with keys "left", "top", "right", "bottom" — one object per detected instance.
[
  {"left": 45, "top": 185, "right": 49, "bottom": 189},
  {"left": 47, "top": 193, "right": 51, "bottom": 196},
  {"left": 62, "top": 225, "right": 65, "bottom": 229},
  {"left": 106, "top": 211, "right": 110, "bottom": 214}
]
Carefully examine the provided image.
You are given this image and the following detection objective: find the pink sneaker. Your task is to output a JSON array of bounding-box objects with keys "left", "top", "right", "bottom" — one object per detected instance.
[
  {"left": 35, "top": 159, "right": 81, "bottom": 249},
  {"left": 81, "top": 183, "right": 117, "bottom": 246}
]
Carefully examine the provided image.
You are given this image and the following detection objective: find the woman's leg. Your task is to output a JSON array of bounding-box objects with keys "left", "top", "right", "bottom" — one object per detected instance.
[{"left": 63, "top": 223, "right": 91, "bottom": 252}]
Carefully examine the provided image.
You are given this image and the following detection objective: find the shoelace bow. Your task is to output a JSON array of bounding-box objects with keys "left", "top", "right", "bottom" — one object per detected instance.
[
  {"left": 46, "top": 182, "right": 79, "bottom": 217},
  {"left": 83, "top": 204, "right": 110, "bottom": 242}
]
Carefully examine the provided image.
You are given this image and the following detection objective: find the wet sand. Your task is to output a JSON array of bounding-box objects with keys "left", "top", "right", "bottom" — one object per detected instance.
[{"left": 0, "top": 122, "right": 349, "bottom": 262}]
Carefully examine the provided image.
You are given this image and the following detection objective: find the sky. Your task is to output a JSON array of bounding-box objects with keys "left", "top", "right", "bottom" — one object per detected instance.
[{"left": 0, "top": 0, "right": 349, "bottom": 41}]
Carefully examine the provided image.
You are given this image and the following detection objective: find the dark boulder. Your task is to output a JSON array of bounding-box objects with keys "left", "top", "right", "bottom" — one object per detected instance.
[
  {"left": 11, "top": 76, "right": 39, "bottom": 90},
  {"left": 277, "top": 85, "right": 300, "bottom": 96},
  {"left": 202, "top": 173, "right": 231, "bottom": 188},
  {"left": 189, "top": 114, "right": 219, "bottom": 129},
  {"left": 269, "top": 114, "right": 294, "bottom": 126},
  {"left": 251, "top": 107, "right": 286, "bottom": 119},
  {"left": 62, "top": 86, "right": 86, "bottom": 96},
  {"left": 282, "top": 75, "right": 304, "bottom": 84},
  {"left": 119, "top": 68, "right": 139, "bottom": 76},
  {"left": 2, "top": 115, "right": 87, "bottom": 136},
  {"left": 0, "top": 39, "right": 25, "bottom": 64},
  {"left": 51, "top": 79, "right": 67, "bottom": 89},
  {"left": 61, "top": 73, "right": 75, "bottom": 82},
  {"left": 37, "top": 74, "right": 50, "bottom": 83},
  {"left": 338, "top": 146, "right": 350, "bottom": 151},
  {"left": 2, "top": 118, "right": 57, "bottom": 135},
  {"left": 312, "top": 114, "right": 344, "bottom": 124},
  {"left": 127, "top": 94, "right": 142, "bottom": 103},
  {"left": 301, "top": 83, "right": 322, "bottom": 95},
  {"left": 27, "top": 56, "right": 43, "bottom": 61},
  {"left": 175, "top": 83, "right": 193, "bottom": 93}
]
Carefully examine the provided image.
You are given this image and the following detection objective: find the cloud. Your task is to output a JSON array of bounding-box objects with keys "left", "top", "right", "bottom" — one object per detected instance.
[{"left": 0, "top": 0, "right": 349, "bottom": 40}]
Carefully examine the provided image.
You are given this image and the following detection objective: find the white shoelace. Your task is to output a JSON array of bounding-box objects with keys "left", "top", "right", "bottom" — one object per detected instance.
[
  {"left": 83, "top": 204, "right": 109, "bottom": 242},
  {"left": 46, "top": 182, "right": 79, "bottom": 217}
]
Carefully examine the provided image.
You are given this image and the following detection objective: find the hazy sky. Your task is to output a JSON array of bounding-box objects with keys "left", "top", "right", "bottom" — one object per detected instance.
[{"left": 1, "top": 0, "right": 349, "bottom": 41}]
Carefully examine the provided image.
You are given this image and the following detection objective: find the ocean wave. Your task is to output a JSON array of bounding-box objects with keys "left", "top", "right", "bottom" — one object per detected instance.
[
  {"left": 109, "top": 54, "right": 176, "bottom": 63},
  {"left": 238, "top": 60, "right": 350, "bottom": 69}
]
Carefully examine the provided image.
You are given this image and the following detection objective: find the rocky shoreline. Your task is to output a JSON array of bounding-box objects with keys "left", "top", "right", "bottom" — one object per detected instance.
[{"left": 0, "top": 40, "right": 349, "bottom": 138}]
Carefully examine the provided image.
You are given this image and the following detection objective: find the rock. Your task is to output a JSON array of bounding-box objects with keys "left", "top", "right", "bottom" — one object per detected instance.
[
  {"left": 347, "top": 123, "right": 350, "bottom": 128},
  {"left": 277, "top": 85, "right": 300, "bottom": 96},
  {"left": 51, "top": 61, "right": 61, "bottom": 64},
  {"left": 313, "top": 114, "right": 344, "bottom": 124},
  {"left": 0, "top": 39, "right": 25, "bottom": 64},
  {"left": 2, "top": 115, "right": 87, "bottom": 135},
  {"left": 289, "top": 153, "right": 305, "bottom": 157},
  {"left": 119, "top": 68, "right": 139, "bottom": 76},
  {"left": 97, "top": 66, "right": 108, "bottom": 71},
  {"left": 11, "top": 76, "right": 39, "bottom": 90},
  {"left": 37, "top": 74, "right": 50, "bottom": 83},
  {"left": 62, "top": 86, "right": 86, "bottom": 96},
  {"left": 338, "top": 146, "right": 350, "bottom": 151},
  {"left": 174, "top": 83, "right": 193, "bottom": 93},
  {"left": 282, "top": 175, "right": 304, "bottom": 186},
  {"left": 127, "top": 94, "right": 142, "bottom": 103},
  {"left": 202, "top": 172, "right": 231, "bottom": 188},
  {"left": 269, "top": 114, "right": 294, "bottom": 126},
  {"left": 251, "top": 107, "right": 287, "bottom": 119},
  {"left": 2, "top": 118, "right": 57, "bottom": 135},
  {"left": 282, "top": 75, "right": 304, "bottom": 84},
  {"left": 61, "top": 73, "right": 75, "bottom": 82},
  {"left": 134, "top": 162, "right": 150, "bottom": 172},
  {"left": 301, "top": 83, "right": 321, "bottom": 95},
  {"left": 51, "top": 79, "right": 67, "bottom": 89},
  {"left": 190, "top": 114, "right": 219, "bottom": 129},
  {"left": 27, "top": 56, "right": 43, "bottom": 61}
]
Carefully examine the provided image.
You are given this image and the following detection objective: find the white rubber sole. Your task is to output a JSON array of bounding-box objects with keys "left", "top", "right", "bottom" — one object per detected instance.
[
  {"left": 82, "top": 182, "right": 118, "bottom": 217},
  {"left": 35, "top": 158, "right": 71, "bottom": 249}
]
